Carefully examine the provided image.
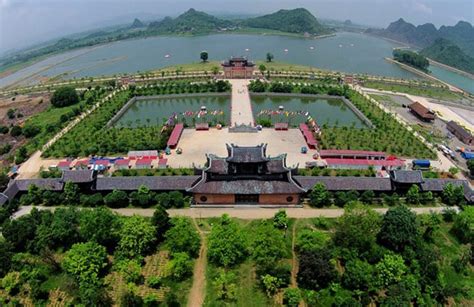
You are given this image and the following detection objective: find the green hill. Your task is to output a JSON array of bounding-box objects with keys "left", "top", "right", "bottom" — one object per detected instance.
[
  {"left": 421, "top": 38, "right": 474, "bottom": 74},
  {"left": 240, "top": 8, "right": 331, "bottom": 34},
  {"left": 366, "top": 19, "right": 474, "bottom": 57},
  {"left": 148, "top": 8, "right": 233, "bottom": 34}
]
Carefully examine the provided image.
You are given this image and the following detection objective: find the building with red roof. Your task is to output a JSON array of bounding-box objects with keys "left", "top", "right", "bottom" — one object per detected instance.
[
  {"left": 136, "top": 158, "right": 153, "bottom": 169},
  {"left": 115, "top": 159, "right": 130, "bottom": 170},
  {"left": 57, "top": 161, "right": 71, "bottom": 171},
  {"left": 74, "top": 159, "right": 90, "bottom": 170},
  {"left": 319, "top": 149, "right": 386, "bottom": 160},
  {"left": 167, "top": 123, "right": 184, "bottom": 149},
  {"left": 158, "top": 159, "right": 168, "bottom": 169}
]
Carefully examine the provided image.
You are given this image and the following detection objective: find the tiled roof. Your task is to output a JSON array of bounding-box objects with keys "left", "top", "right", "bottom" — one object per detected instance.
[
  {"left": 62, "top": 170, "right": 95, "bottom": 183},
  {"left": 325, "top": 158, "right": 404, "bottom": 167},
  {"left": 320, "top": 149, "right": 386, "bottom": 157},
  {"left": 409, "top": 102, "right": 435, "bottom": 119},
  {"left": 294, "top": 176, "right": 393, "bottom": 191},
  {"left": 3, "top": 181, "right": 19, "bottom": 199},
  {"left": 136, "top": 158, "right": 153, "bottom": 165},
  {"left": 447, "top": 121, "right": 472, "bottom": 139},
  {"left": 390, "top": 170, "right": 423, "bottom": 183},
  {"left": 0, "top": 193, "right": 9, "bottom": 205},
  {"left": 267, "top": 158, "right": 290, "bottom": 173},
  {"left": 188, "top": 179, "right": 305, "bottom": 194},
  {"left": 57, "top": 161, "right": 71, "bottom": 168},
  {"left": 207, "top": 157, "right": 228, "bottom": 174},
  {"left": 15, "top": 179, "right": 64, "bottom": 191},
  {"left": 226, "top": 144, "right": 268, "bottom": 163},
  {"left": 420, "top": 178, "right": 465, "bottom": 191},
  {"left": 115, "top": 159, "right": 130, "bottom": 166},
  {"left": 95, "top": 176, "right": 200, "bottom": 191}
]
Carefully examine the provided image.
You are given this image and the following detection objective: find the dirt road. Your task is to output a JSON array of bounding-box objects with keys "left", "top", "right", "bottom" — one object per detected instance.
[
  {"left": 187, "top": 219, "right": 207, "bottom": 307},
  {"left": 12, "top": 206, "right": 458, "bottom": 220}
]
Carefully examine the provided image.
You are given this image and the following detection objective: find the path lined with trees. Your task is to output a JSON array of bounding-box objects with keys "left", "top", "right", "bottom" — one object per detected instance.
[{"left": 12, "top": 205, "right": 458, "bottom": 220}]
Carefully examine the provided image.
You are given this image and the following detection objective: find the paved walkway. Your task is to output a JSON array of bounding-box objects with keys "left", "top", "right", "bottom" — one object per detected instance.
[
  {"left": 12, "top": 206, "right": 458, "bottom": 220},
  {"left": 229, "top": 79, "right": 254, "bottom": 126}
]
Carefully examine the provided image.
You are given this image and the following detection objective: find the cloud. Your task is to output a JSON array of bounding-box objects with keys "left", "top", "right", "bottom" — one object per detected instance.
[{"left": 412, "top": 1, "right": 433, "bottom": 15}]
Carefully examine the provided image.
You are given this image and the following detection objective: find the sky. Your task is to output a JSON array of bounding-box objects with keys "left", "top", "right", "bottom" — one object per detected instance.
[{"left": 0, "top": 0, "right": 473, "bottom": 53}]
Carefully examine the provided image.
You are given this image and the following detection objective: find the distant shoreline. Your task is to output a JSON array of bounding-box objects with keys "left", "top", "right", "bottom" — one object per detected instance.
[
  {"left": 427, "top": 58, "right": 474, "bottom": 80},
  {"left": 384, "top": 57, "right": 465, "bottom": 94}
]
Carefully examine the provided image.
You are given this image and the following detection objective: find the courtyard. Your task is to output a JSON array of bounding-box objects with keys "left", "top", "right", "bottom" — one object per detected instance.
[{"left": 166, "top": 128, "right": 316, "bottom": 168}]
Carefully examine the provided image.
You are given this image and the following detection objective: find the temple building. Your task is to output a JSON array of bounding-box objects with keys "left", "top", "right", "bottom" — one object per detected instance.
[
  {"left": 221, "top": 56, "right": 255, "bottom": 79},
  {"left": 187, "top": 144, "right": 306, "bottom": 205}
]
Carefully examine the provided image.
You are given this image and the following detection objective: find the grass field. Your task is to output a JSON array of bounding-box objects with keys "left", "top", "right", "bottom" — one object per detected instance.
[{"left": 363, "top": 80, "right": 464, "bottom": 101}]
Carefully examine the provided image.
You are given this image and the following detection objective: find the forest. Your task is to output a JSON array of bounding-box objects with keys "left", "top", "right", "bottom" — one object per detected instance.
[
  {"left": 392, "top": 49, "right": 430, "bottom": 72},
  {"left": 248, "top": 80, "right": 436, "bottom": 159},
  {"left": 1, "top": 203, "right": 472, "bottom": 306},
  {"left": 42, "top": 80, "right": 230, "bottom": 158}
]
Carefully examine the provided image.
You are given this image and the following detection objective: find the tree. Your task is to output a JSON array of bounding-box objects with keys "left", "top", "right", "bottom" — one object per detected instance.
[
  {"left": 115, "top": 259, "right": 142, "bottom": 283},
  {"left": 360, "top": 190, "right": 375, "bottom": 204},
  {"left": 451, "top": 206, "right": 474, "bottom": 244},
  {"left": 283, "top": 288, "right": 302, "bottom": 307},
  {"left": 0, "top": 240, "right": 13, "bottom": 278},
  {"left": 9, "top": 125, "right": 22, "bottom": 137},
  {"left": 167, "top": 252, "right": 193, "bottom": 281},
  {"left": 213, "top": 269, "right": 237, "bottom": 301},
  {"left": 211, "top": 66, "right": 219, "bottom": 75},
  {"left": 152, "top": 206, "right": 171, "bottom": 242},
  {"left": 334, "top": 203, "right": 381, "bottom": 257},
  {"left": 118, "top": 215, "right": 156, "bottom": 259},
  {"left": 104, "top": 189, "right": 129, "bottom": 208},
  {"left": 309, "top": 183, "right": 331, "bottom": 208},
  {"left": 468, "top": 159, "right": 474, "bottom": 177},
  {"left": 1, "top": 209, "right": 43, "bottom": 252},
  {"left": 441, "top": 183, "right": 465, "bottom": 206},
  {"left": 377, "top": 206, "right": 419, "bottom": 253},
  {"left": 35, "top": 207, "right": 80, "bottom": 251},
  {"left": 165, "top": 217, "right": 201, "bottom": 257},
  {"left": 208, "top": 214, "right": 248, "bottom": 267},
  {"left": 375, "top": 253, "right": 407, "bottom": 287},
  {"left": 296, "top": 229, "right": 330, "bottom": 253},
  {"left": 259, "top": 64, "right": 266, "bottom": 75},
  {"left": 63, "top": 181, "right": 80, "bottom": 205},
  {"left": 342, "top": 259, "right": 375, "bottom": 292},
  {"left": 266, "top": 52, "right": 274, "bottom": 62},
  {"left": 62, "top": 242, "right": 108, "bottom": 305},
  {"left": 200, "top": 50, "right": 208, "bottom": 62},
  {"left": 406, "top": 184, "right": 421, "bottom": 205},
  {"left": 297, "top": 249, "right": 336, "bottom": 290},
  {"left": 251, "top": 221, "right": 286, "bottom": 266},
  {"left": 273, "top": 210, "right": 289, "bottom": 229},
  {"left": 261, "top": 274, "right": 281, "bottom": 297},
  {"left": 51, "top": 86, "right": 79, "bottom": 108},
  {"left": 79, "top": 207, "right": 121, "bottom": 250}
]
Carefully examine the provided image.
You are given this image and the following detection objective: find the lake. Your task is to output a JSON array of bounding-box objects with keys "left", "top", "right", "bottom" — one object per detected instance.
[
  {"left": 113, "top": 95, "right": 231, "bottom": 128},
  {"left": 1, "top": 32, "right": 472, "bottom": 94},
  {"left": 251, "top": 95, "right": 367, "bottom": 128}
]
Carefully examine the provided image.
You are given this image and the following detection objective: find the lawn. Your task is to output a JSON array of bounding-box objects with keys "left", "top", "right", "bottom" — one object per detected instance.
[{"left": 363, "top": 80, "right": 465, "bottom": 101}]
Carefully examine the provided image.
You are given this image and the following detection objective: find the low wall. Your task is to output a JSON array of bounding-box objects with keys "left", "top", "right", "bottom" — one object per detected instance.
[
  {"left": 250, "top": 92, "right": 375, "bottom": 128},
  {"left": 106, "top": 93, "right": 231, "bottom": 128}
]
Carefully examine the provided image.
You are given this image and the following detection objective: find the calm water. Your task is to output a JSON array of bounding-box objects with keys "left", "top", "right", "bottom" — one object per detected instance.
[
  {"left": 251, "top": 95, "right": 366, "bottom": 128},
  {"left": 429, "top": 65, "right": 474, "bottom": 94},
  {"left": 114, "top": 95, "right": 230, "bottom": 128},
  {"left": 1, "top": 32, "right": 472, "bottom": 94}
]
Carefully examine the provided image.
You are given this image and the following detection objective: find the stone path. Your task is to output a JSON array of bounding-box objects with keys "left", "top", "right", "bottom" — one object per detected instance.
[{"left": 229, "top": 79, "right": 254, "bottom": 126}]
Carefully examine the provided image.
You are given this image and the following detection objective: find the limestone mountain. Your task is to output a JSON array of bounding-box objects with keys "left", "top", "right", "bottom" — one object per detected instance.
[
  {"left": 148, "top": 8, "right": 232, "bottom": 33},
  {"left": 240, "top": 8, "right": 331, "bottom": 34},
  {"left": 366, "top": 19, "right": 474, "bottom": 57},
  {"left": 420, "top": 38, "right": 474, "bottom": 74}
]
